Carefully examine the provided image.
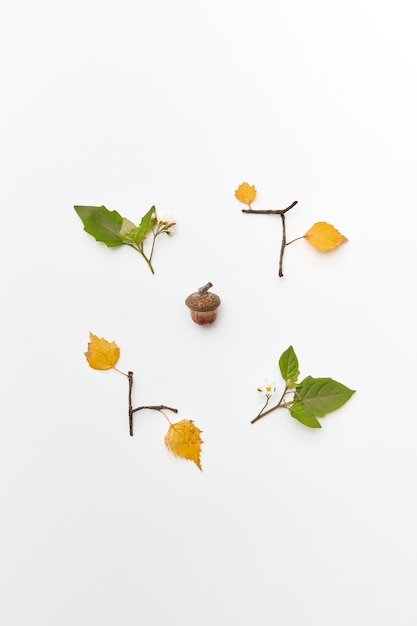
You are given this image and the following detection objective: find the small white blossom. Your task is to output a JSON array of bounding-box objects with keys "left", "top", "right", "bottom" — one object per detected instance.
[
  {"left": 157, "top": 213, "right": 175, "bottom": 226},
  {"left": 257, "top": 380, "right": 277, "bottom": 396},
  {"left": 155, "top": 213, "right": 176, "bottom": 236}
]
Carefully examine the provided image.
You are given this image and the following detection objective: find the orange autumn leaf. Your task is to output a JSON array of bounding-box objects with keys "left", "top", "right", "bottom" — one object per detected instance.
[
  {"left": 85, "top": 332, "right": 120, "bottom": 370},
  {"left": 235, "top": 182, "right": 256, "bottom": 205},
  {"left": 303, "top": 221, "right": 348, "bottom": 251},
  {"left": 164, "top": 419, "right": 203, "bottom": 471}
]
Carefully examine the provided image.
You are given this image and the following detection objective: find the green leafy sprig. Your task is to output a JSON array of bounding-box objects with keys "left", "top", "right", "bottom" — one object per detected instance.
[
  {"left": 253, "top": 346, "right": 355, "bottom": 428},
  {"left": 74, "top": 205, "right": 175, "bottom": 274}
]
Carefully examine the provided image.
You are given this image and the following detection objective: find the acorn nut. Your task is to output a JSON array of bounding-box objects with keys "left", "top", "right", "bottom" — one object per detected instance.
[{"left": 185, "top": 282, "right": 221, "bottom": 325}]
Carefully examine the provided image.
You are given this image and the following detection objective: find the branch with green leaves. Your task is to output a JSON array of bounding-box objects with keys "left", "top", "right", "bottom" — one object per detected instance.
[
  {"left": 253, "top": 346, "right": 355, "bottom": 428},
  {"left": 74, "top": 205, "right": 175, "bottom": 274}
]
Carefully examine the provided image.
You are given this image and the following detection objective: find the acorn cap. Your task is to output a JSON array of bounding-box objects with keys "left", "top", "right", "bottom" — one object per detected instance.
[{"left": 185, "top": 291, "right": 221, "bottom": 311}]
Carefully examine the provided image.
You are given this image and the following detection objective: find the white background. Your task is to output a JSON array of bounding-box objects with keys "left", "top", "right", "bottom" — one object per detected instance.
[{"left": 1, "top": 1, "right": 416, "bottom": 624}]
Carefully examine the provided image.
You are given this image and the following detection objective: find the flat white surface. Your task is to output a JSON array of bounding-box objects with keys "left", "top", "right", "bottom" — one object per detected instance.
[{"left": 1, "top": 1, "right": 416, "bottom": 624}]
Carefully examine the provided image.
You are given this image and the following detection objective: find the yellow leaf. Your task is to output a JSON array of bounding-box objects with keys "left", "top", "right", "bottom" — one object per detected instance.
[
  {"left": 235, "top": 182, "right": 256, "bottom": 205},
  {"left": 303, "top": 221, "right": 348, "bottom": 251},
  {"left": 164, "top": 419, "right": 203, "bottom": 471},
  {"left": 85, "top": 332, "right": 120, "bottom": 370}
]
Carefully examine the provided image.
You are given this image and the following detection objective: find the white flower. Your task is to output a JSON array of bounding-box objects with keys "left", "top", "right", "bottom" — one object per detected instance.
[
  {"left": 155, "top": 213, "right": 176, "bottom": 236},
  {"left": 257, "top": 380, "right": 277, "bottom": 396},
  {"left": 157, "top": 213, "right": 175, "bottom": 226}
]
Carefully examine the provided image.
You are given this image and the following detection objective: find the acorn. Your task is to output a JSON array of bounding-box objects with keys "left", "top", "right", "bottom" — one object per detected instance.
[{"left": 185, "top": 282, "right": 221, "bottom": 325}]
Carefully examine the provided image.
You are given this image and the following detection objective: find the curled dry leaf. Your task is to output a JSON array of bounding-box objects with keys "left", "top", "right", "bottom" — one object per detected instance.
[
  {"left": 303, "top": 222, "right": 348, "bottom": 251},
  {"left": 164, "top": 419, "right": 203, "bottom": 471},
  {"left": 234, "top": 182, "right": 256, "bottom": 205},
  {"left": 85, "top": 332, "right": 120, "bottom": 370}
]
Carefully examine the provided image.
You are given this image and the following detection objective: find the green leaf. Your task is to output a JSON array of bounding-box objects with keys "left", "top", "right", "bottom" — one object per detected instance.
[
  {"left": 290, "top": 402, "right": 321, "bottom": 428},
  {"left": 74, "top": 205, "right": 124, "bottom": 247},
  {"left": 279, "top": 345, "right": 300, "bottom": 385},
  {"left": 119, "top": 217, "right": 141, "bottom": 246},
  {"left": 124, "top": 206, "right": 157, "bottom": 246},
  {"left": 296, "top": 376, "right": 355, "bottom": 417},
  {"left": 119, "top": 217, "right": 137, "bottom": 238}
]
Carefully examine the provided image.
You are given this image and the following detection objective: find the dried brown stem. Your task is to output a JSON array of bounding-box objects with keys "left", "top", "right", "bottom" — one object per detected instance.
[
  {"left": 241, "top": 201, "right": 298, "bottom": 216},
  {"left": 128, "top": 371, "right": 134, "bottom": 436},
  {"left": 241, "top": 201, "right": 298, "bottom": 277},
  {"left": 127, "top": 371, "right": 178, "bottom": 436},
  {"left": 132, "top": 405, "right": 178, "bottom": 414}
]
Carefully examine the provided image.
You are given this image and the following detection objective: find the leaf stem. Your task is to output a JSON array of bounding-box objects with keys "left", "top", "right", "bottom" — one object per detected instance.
[
  {"left": 113, "top": 366, "right": 129, "bottom": 376},
  {"left": 241, "top": 201, "right": 298, "bottom": 278},
  {"left": 286, "top": 235, "right": 305, "bottom": 246},
  {"left": 254, "top": 395, "right": 271, "bottom": 420},
  {"left": 127, "top": 244, "right": 155, "bottom": 274},
  {"left": 148, "top": 231, "right": 157, "bottom": 268},
  {"left": 251, "top": 385, "right": 290, "bottom": 424},
  {"left": 139, "top": 249, "right": 155, "bottom": 274},
  {"left": 158, "top": 409, "right": 173, "bottom": 425}
]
